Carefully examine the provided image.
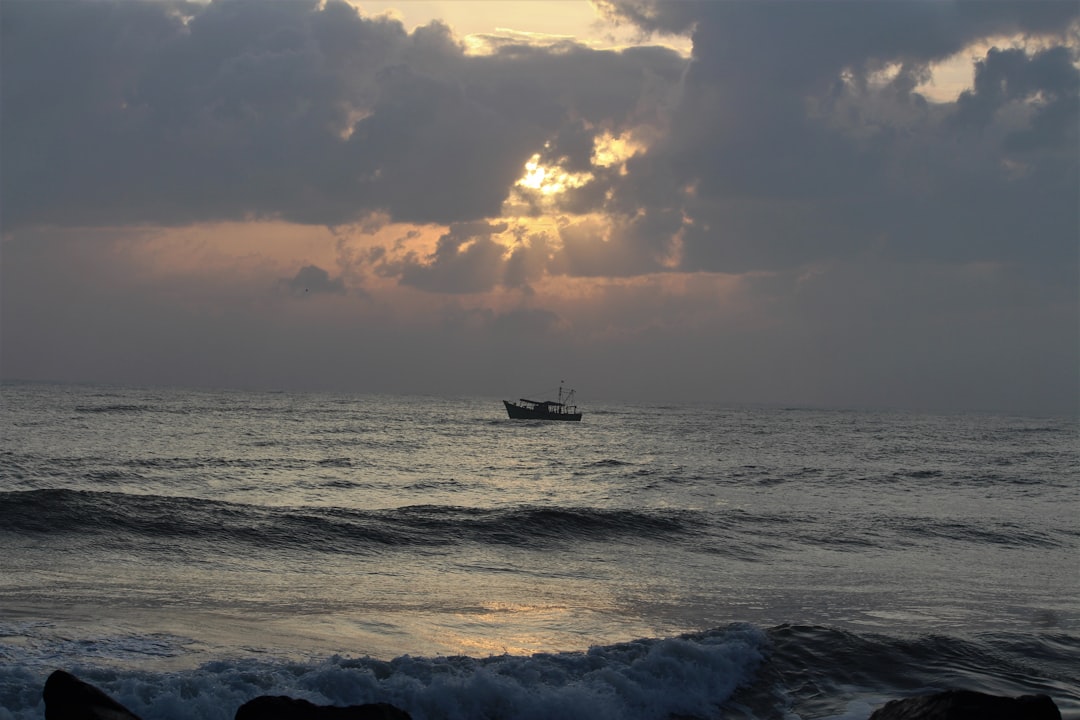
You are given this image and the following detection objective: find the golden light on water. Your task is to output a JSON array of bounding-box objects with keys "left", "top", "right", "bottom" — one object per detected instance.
[{"left": 445, "top": 602, "right": 577, "bottom": 656}]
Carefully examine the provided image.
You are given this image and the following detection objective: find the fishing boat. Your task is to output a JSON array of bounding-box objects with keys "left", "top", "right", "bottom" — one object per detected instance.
[{"left": 503, "top": 383, "right": 582, "bottom": 421}]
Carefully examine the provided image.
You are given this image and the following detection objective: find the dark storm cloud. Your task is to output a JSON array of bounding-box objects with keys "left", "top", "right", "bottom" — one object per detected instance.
[
  {"left": 385, "top": 221, "right": 509, "bottom": 294},
  {"left": 285, "top": 264, "right": 345, "bottom": 296},
  {"left": 4, "top": 0, "right": 1077, "bottom": 281},
  {"left": 1, "top": 0, "right": 684, "bottom": 230},
  {"left": 954, "top": 45, "right": 1079, "bottom": 150},
  {"left": 593, "top": 0, "right": 1079, "bottom": 277},
  {"left": 598, "top": 0, "right": 1077, "bottom": 58}
]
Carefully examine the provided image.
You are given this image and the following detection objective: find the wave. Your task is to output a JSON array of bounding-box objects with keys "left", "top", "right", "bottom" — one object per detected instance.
[
  {"left": 73, "top": 403, "right": 155, "bottom": 414},
  {"left": 586, "top": 459, "right": 632, "bottom": 468},
  {"left": 796, "top": 513, "right": 1071, "bottom": 551},
  {"left": 738, "top": 625, "right": 1080, "bottom": 720},
  {"left": 8, "top": 487, "right": 1069, "bottom": 586},
  {"left": 893, "top": 517, "right": 1066, "bottom": 549},
  {"left": 896, "top": 468, "right": 943, "bottom": 479},
  {"left": 0, "top": 490, "right": 705, "bottom": 554},
  {"left": 0, "top": 625, "right": 768, "bottom": 720},
  {"left": 1, "top": 624, "right": 1076, "bottom": 720}
]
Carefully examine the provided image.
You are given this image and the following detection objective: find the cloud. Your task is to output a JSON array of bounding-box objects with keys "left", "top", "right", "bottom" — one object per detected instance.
[
  {"left": 2, "top": 0, "right": 1077, "bottom": 413},
  {"left": 10, "top": 0, "right": 1071, "bottom": 281},
  {"left": 285, "top": 264, "right": 346, "bottom": 296},
  {"left": 953, "top": 45, "right": 1079, "bottom": 151},
  {"left": 590, "top": 0, "right": 1079, "bottom": 279},
  {"left": 381, "top": 221, "right": 507, "bottom": 293},
  {"left": 598, "top": 0, "right": 1077, "bottom": 61},
  {"left": 2, "top": 221, "right": 1074, "bottom": 412},
  {"left": 1, "top": 0, "right": 684, "bottom": 230}
]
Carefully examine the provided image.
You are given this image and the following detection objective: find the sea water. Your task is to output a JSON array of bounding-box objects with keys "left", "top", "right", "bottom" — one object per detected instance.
[{"left": 1, "top": 382, "right": 1077, "bottom": 719}]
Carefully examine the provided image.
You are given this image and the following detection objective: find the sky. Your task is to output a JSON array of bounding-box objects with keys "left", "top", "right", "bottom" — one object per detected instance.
[{"left": 1, "top": 0, "right": 1077, "bottom": 414}]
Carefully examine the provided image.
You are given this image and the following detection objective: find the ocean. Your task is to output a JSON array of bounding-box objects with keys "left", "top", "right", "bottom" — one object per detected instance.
[{"left": 0, "top": 381, "right": 1076, "bottom": 720}]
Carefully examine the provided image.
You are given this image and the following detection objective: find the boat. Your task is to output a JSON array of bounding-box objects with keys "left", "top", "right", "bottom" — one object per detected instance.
[{"left": 503, "top": 383, "right": 582, "bottom": 421}]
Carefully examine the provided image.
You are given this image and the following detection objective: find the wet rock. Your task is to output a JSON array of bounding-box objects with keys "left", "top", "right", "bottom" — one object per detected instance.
[
  {"left": 869, "top": 689, "right": 1061, "bottom": 720},
  {"left": 43, "top": 669, "right": 142, "bottom": 720},
  {"left": 235, "top": 695, "right": 411, "bottom": 720}
]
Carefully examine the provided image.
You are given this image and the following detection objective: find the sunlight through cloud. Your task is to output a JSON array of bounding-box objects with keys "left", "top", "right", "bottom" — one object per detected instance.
[{"left": 516, "top": 153, "right": 592, "bottom": 196}]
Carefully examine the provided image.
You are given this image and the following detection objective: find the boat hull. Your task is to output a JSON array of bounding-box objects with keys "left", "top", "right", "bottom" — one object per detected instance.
[{"left": 503, "top": 400, "right": 582, "bottom": 421}]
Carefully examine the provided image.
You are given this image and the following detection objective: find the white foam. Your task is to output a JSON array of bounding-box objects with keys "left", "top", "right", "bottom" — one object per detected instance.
[{"left": 0, "top": 625, "right": 768, "bottom": 720}]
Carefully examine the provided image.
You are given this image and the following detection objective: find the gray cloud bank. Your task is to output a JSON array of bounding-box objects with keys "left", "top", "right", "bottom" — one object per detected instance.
[
  {"left": 2, "top": 0, "right": 684, "bottom": 229},
  {"left": 4, "top": 1, "right": 1076, "bottom": 274},
  {"left": 2, "top": 0, "right": 1078, "bottom": 413}
]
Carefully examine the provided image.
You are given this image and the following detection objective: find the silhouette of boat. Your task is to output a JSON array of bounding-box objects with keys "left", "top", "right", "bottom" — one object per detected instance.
[{"left": 503, "top": 383, "right": 582, "bottom": 421}]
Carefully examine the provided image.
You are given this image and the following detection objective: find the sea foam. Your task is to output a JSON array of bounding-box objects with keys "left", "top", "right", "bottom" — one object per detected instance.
[{"left": 0, "top": 625, "right": 768, "bottom": 720}]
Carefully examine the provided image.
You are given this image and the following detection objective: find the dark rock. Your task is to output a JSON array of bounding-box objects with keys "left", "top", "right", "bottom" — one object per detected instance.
[
  {"left": 42, "top": 669, "right": 142, "bottom": 720},
  {"left": 235, "top": 695, "right": 411, "bottom": 720},
  {"left": 869, "top": 689, "right": 1061, "bottom": 720}
]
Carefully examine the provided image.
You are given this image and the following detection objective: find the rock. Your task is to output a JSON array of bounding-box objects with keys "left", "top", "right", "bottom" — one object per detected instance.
[
  {"left": 41, "top": 670, "right": 410, "bottom": 720},
  {"left": 869, "top": 689, "right": 1061, "bottom": 720},
  {"left": 235, "top": 695, "right": 411, "bottom": 720},
  {"left": 42, "top": 669, "right": 143, "bottom": 720}
]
